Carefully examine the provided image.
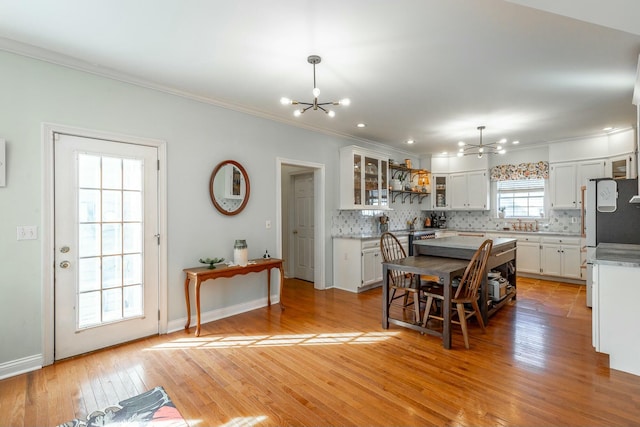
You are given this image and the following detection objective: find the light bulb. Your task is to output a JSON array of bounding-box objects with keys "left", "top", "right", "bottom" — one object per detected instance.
[
  {"left": 327, "top": 110, "right": 336, "bottom": 118},
  {"left": 479, "top": 147, "right": 484, "bottom": 153},
  {"left": 312, "top": 87, "right": 320, "bottom": 98},
  {"left": 499, "top": 149, "right": 506, "bottom": 154},
  {"left": 512, "top": 140, "right": 520, "bottom": 145},
  {"left": 280, "top": 97, "right": 292, "bottom": 105},
  {"left": 339, "top": 98, "right": 351, "bottom": 106},
  {"left": 458, "top": 148, "right": 464, "bottom": 153},
  {"left": 499, "top": 138, "right": 507, "bottom": 144},
  {"left": 293, "top": 109, "right": 302, "bottom": 117},
  {"left": 458, "top": 141, "right": 465, "bottom": 147},
  {"left": 457, "top": 152, "right": 463, "bottom": 157},
  {"left": 477, "top": 152, "right": 483, "bottom": 159},
  {"left": 496, "top": 145, "right": 502, "bottom": 151}
]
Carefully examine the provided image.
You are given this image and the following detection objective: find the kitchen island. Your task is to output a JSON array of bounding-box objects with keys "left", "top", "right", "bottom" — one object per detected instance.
[
  {"left": 591, "top": 243, "right": 640, "bottom": 377},
  {"left": 413, "top": 236, "right": 517, "bottom": 322}
]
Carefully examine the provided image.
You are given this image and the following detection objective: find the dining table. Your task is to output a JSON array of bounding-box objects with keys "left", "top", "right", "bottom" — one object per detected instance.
[{"left": 382, "top": 255, "right": 470, "bottom": 349}]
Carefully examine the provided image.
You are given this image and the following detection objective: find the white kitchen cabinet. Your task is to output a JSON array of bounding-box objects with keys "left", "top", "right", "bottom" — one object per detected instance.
[
  {"left": 607, "top": 154, "right": 636, "bottom": 179},
  {"left": 333, "top": 237, "right": 383, "bottom": 293},
  {"left": 593, "top": 262, "right": 640, "bottom": 376},
  {"left": 513, "top": 234, "right": 541, "bottom": 274},
  {"left": 540, "top": 236, "right": 581, "bottom": 279},
  {"left": 449, "top": 170, "right": 489, "bottom": 210},
  {"left": 551, "top": 160, "right": 607, "bottom": 209},
  {"left": 431, "top": 174, "right": 449, "bottom": 210},
  {"left": 339, "top": 146, "right": 390, "bottom": 210},
  {"left": 550, "top": 163, "right": 578, "bottom": 209}
]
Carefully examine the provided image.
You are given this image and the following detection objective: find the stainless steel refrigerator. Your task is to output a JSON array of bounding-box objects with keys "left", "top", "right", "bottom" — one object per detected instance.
[{"left": 585, "top": 178, "right": 640, "bottom": 306}]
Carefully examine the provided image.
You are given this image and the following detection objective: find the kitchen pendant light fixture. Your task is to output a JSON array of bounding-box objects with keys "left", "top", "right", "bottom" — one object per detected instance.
[
  {"left": 457, "top": 126, "right": 507, "bottom": 158},
  {"left": 280, "top": 55, "right": 350, "bottom": 118}
]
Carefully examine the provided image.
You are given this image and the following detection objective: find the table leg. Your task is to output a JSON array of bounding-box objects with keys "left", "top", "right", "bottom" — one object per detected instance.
[
  {"left": 195, "top": 278, "right": 202, "bottom": 337},
  {"left": 442, "top": 275, "right": 452, "bottom": 349},
  {"left": 267, "top": 267, "right": 272, "bottom": 306},
  {"left": 184, "top": 275, "right": 191, "bottom": 331},
  {"left": 382, "top": 264, "right": 389, "bottom": 329},
  {"left": 278, "top": 262, "right": 285, "bottom": 310}
]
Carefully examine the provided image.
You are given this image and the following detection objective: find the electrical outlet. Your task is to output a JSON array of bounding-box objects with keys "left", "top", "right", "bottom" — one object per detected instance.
[
  {"left": 571, "top": 217, "right": 577, "bottom": 224},
  {"left": 17, "top": 225, "right": 38, "bottom": 240}
]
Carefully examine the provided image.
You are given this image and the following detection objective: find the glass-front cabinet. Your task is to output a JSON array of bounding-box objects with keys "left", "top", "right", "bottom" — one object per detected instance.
[
  {"left": 340, "top": 146, "right": 389, "bottom": 209},
  {"left": 431, "top": 174, "right": 449, "bottom": 210}
]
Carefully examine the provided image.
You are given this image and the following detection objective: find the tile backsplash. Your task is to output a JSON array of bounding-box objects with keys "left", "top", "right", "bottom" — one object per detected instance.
[{"left": 332, "top": 203, "right": 581, "bottom": 235}]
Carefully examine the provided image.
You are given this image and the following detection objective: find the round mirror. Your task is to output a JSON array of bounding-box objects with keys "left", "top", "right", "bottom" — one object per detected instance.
[{"left": 209, "top": 160, "right": 250, "bottom": 216}]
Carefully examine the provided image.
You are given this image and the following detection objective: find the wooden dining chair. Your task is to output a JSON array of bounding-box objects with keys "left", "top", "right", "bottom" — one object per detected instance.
[
  {"left": 380, "top": 232, "right": 421, "bottom": 323},
  {"left": 421, "top": 239, "right": 493, "bottom": 349}
]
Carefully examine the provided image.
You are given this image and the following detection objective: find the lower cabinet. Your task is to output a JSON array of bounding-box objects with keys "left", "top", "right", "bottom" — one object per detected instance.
[
  {"left": 333, "top": 237, "right": 384, "bottom": 293},
  {"left": 514, "top": 235, "right": 541, "bottom": 274},
  {"left": 540, "top": 237, "right": 582, "bottom": 279}
]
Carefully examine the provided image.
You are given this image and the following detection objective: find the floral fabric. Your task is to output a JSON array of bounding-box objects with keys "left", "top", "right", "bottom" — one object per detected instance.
[{"left": 490, "top": 161, "right": 549, "bottom": 181}]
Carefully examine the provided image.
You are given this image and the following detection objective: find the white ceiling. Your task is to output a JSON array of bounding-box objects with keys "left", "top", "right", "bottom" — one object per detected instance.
[{"left": 1, "top": 0, "right": 639, "bottom": 155}]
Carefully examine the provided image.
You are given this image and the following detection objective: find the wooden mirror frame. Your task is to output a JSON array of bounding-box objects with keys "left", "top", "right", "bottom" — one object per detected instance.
[{"left": 209, "top": 160, "right": 251, "bottom": 216}]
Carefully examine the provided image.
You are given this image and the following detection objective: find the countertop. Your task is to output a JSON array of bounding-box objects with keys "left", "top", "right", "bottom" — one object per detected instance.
[
  {"left": 414, "top": 236, "right": 517, "bottom": 250},
  {"left": 333, "top": 228, "right": 579, "bottom": 240},
  {"left": 591, "top": 243, "right": 640, "bottom": 267}
]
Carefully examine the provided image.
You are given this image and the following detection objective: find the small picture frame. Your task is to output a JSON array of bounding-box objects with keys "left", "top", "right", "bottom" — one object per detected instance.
[{"left": 225, "top": 164, "right": 245, "bottom": 199}]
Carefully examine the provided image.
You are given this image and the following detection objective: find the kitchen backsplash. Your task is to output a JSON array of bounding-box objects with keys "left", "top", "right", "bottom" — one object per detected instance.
[{"left": 332, "top": 204, "right": 582, "bottom": 235}]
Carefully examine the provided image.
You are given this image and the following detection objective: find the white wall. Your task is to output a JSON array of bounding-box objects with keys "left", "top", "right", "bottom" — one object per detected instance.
[{"left": 0, "top": 50, "right": 419, "bottom": 374}]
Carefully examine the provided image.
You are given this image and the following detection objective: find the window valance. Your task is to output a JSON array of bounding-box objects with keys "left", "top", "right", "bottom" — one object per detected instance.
[{"left": 490, "top": 161, "right": 549, "bottom": 181}]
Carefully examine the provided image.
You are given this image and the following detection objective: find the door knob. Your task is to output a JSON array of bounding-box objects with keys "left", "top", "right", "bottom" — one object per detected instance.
[{"left": 60, "top": 261, "right": 71, "bottom": 269}]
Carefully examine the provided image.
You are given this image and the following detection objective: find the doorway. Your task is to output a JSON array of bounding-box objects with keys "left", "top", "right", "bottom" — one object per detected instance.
[
  {"left": 277, "top": 158, "right": 325, "bottom": 290},
  {"left": 42, "top": 124, "right": 168, "bottom": 365}
]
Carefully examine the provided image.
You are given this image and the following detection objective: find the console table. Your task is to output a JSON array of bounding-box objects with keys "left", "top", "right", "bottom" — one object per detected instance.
[{"left": 183, "top": 258, "right": 284, "bottom": 336}]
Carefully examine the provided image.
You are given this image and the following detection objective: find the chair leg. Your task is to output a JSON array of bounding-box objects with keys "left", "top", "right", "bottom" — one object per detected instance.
[
  {"left": 456, "top": 303, "right": 470, "bottom": 349},
  {"left": 471, "top": 300, "right": 486, "bottom": 332},
  {"left": 413, "top": 292, "right": 420, "bottom": 323},
  {"left": 422, "top": 296, "right": 434, "bottom": 327}
]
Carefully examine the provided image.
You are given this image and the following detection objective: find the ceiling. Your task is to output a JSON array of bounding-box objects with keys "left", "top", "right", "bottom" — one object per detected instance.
[{"left": 1, "top": 0, "right": 639, "bottom": 155}]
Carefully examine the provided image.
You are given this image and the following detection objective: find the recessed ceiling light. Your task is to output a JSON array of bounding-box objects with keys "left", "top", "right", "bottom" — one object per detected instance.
[
  {"left": 406, "top": 139, "right": 415, "bottom": 144},
  {"left": 357, "top": 123, "right": 366, "bottom": 128}
]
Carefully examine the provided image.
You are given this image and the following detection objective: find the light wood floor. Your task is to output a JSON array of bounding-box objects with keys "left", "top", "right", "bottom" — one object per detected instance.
[{"left": 2, "top": 277, "right": 640, "bottom": 426}]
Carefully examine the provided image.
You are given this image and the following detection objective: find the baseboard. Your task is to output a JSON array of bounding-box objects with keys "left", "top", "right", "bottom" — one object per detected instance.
[
  {"left": 167, "top": 295, "right": 280, "bottom": 334},
  {"left": 517, "top": 273, "right": 586, "bottom": 285},
  {"left": 0, "top": 354, "right": 43, "bottom": 380}
]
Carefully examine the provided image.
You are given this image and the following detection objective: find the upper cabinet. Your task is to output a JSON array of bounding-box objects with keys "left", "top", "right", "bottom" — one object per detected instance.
[
  {"left": 339, "top": 146, "right": 390, "bottom": 210},
  {"left": 449, "top": 170, "right": 489, "bottom": 210},
  {"left": 550, "top": 160, "right": 607, "bottom": 209}
]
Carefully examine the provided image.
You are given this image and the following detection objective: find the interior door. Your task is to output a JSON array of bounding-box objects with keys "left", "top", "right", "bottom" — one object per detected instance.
[
  {"left": 293, "top": 173, "right": 314, "bottom": 282},
  {"left": 54, "top": 133, "right": 159, "bottom": 360}
]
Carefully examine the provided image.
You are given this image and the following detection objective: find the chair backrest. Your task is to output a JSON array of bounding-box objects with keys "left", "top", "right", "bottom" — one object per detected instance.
[
  {"left": 453, "top": 239, "right": 493, "bottom": 301},
  {"left": 380, "top": 232, "right": 410, "bottom": 288}
]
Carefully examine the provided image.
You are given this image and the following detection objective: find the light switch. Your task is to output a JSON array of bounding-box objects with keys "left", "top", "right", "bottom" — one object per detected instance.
[
  {"left": 265, "top": 220, "right": 272, "bottom": 229},
  {"left": 17, "top": 226, "right": 38, "bottom": 240}
]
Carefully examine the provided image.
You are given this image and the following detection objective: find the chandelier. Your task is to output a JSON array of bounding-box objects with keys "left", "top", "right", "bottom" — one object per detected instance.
[
  {"left": 280, "top": 55, "right": 350, "bottom": 118},
  {"left": 457, "top": 126, "right": 507, "bottom": 158}
]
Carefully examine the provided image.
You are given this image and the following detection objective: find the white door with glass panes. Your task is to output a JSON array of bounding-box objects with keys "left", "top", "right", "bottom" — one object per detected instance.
[{"left": 54, "top": 133, "right": 159, "bottom": 360}]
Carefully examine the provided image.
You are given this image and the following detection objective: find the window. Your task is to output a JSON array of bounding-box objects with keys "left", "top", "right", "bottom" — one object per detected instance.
[{"left": 497, "top": 178, "right": 544, "bottom": 218}]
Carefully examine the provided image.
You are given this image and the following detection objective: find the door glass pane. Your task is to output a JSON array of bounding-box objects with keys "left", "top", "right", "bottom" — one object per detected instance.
[
  {"left": 123, "top": 159, "right": 142, "bottom": 190},
  {"left": 353, "top": 154, "right": 361, "bottom": 205},
  {"left": 78, "top": 257, "right": 101, "bottom": 292},
  {"left": 102, "top": 190, "right": 122, "bottom": 222},
  {"left": 78, "top": 154, "right": 100, "bottom": 188},
  {"left": 78, "top": 291, "right": 101, "bottom": 328},
  {"left": 79, "top": 224, "right": 101, "bottom": 257},
  {"left": 79, "top": 189, "right": 100, "bottom": 222},
  {"left": 102, "top": 223, "right": 122, "bottom": 255},
  {"left": 123, "top": 191, "right": 142, "bottom": 221},
  {"left": 103, "top": 288, "right": 123, "bottom": 322},
  {"left": 102, "top": 255, "right": 122, "bottom": 289},
  {"left": 102, "top": 157, "right": 122, "bottom": 189},
  {"left": 124, "top": 285, "right": 143, "bottom": 317},
  {"left": 123, "top": 254, "right": 142, "bottom": 286},
  {"left": 123, "top": 223, "right": 142, "bottom": 253}
]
